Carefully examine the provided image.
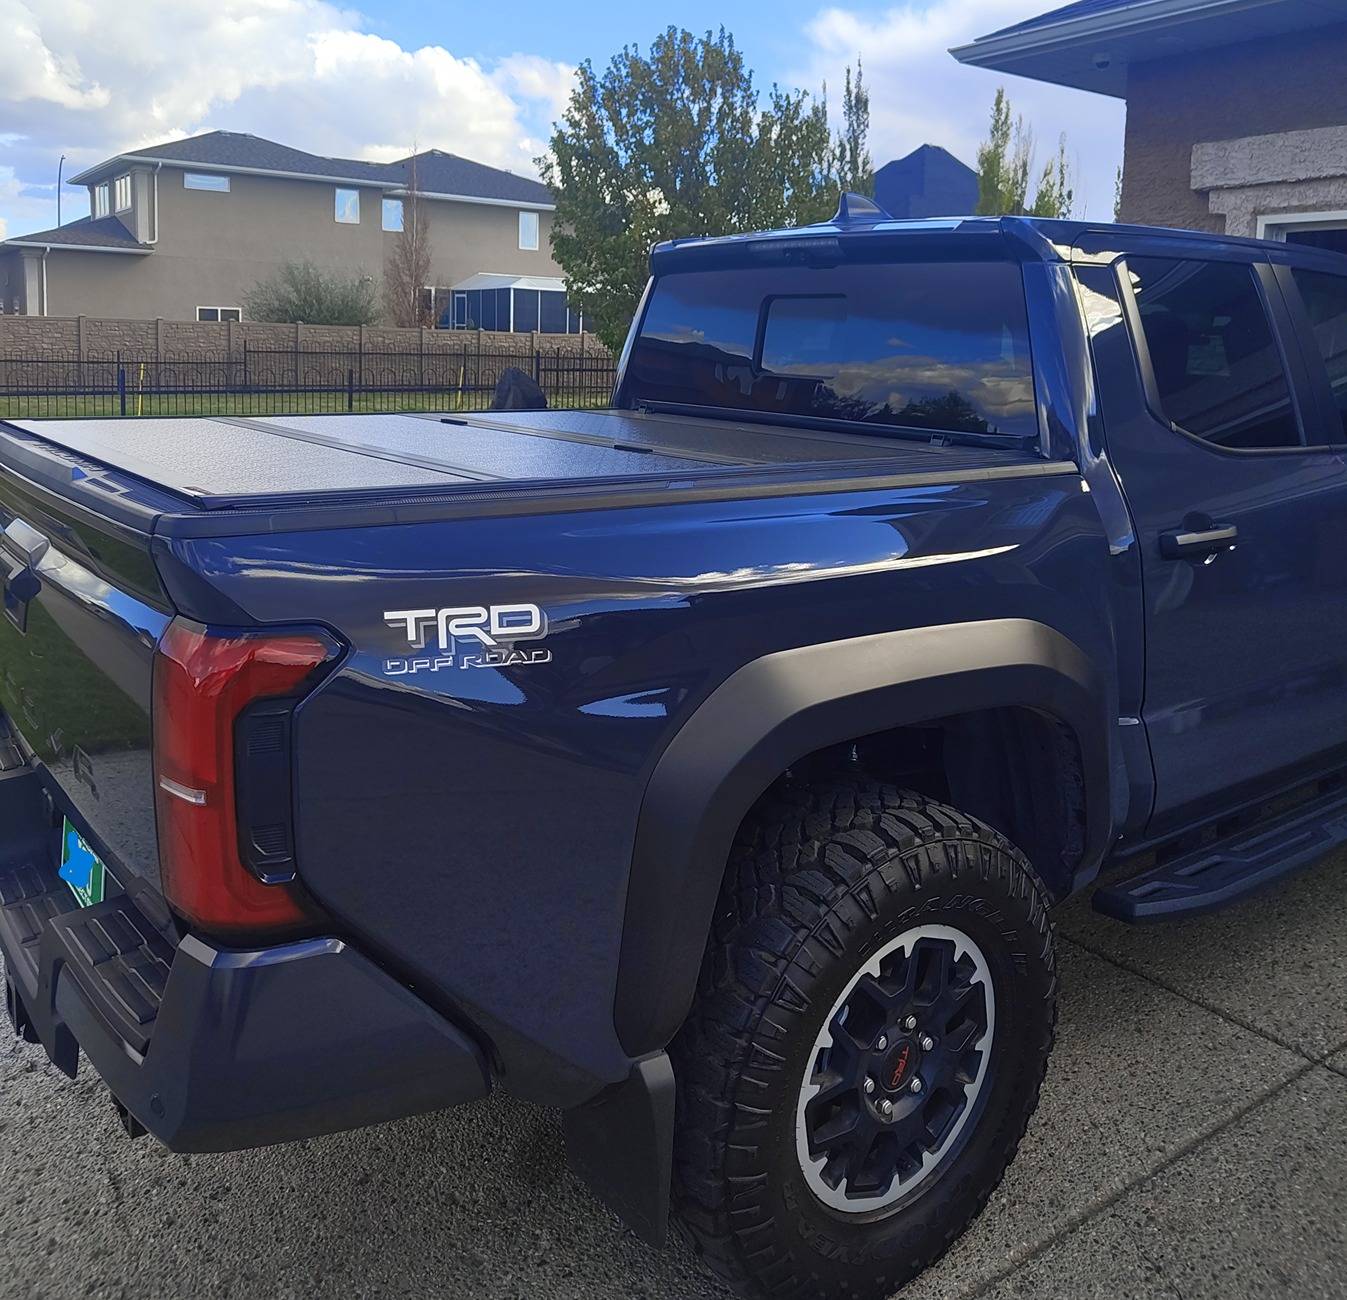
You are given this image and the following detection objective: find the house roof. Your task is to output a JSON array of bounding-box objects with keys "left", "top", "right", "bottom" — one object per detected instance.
[
  {"left": 69, "top": 130, "right": 553, "bottom": 208},
  {"left": 453, "top": 273, "right": 567, "bottom": 293},
  {"left": 1, "top": 215, "right": 149, "bottom": 253},
  {"left": 951, "top": 0, "right": 1347, "bottom": 98},
  {"left": 383, "top": 151, "right": 553, "bottom": 206},
  {"left": 985, "top": 0, "right": 1137, "bottom": 39},
  {"left": 874, "top": 145, "right": 979, "bottom": 220}
]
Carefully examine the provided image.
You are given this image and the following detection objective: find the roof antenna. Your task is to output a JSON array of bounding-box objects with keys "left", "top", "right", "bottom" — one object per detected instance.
[{"left": 832, "top": 191, "right": 891, "bottom": 224}]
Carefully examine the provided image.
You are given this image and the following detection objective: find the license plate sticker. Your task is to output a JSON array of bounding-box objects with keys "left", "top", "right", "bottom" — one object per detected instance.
[{"left": 59, "top": 819, "right": 106, "bottom": 907}]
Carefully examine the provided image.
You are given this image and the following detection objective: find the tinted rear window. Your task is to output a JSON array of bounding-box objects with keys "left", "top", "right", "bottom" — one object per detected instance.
[{"left": 623, "top": 261, "right": 1037, "bottom": 438}]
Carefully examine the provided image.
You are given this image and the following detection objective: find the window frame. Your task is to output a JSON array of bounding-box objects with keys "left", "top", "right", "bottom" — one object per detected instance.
[
  {"left": 382, "top": 197, "right": 404, "bottom": 232},
  {"left": 196, "top": 306, "right": 242, "bottom": 322},
  {"left": 518, "top": 209, "right": 540, "bottom": 251},
  {"left": 1113, "top": 251, "right": 1322, "bottom": 456},
  {"left": 335, "top": 188, "right": 361, "bottom": 225},
  {"left": 92, "top": 184, "right": 110, "bottom": 219},
  {"left": 113, "top": 175, "right": 132, "bottom": 213},
  {"left": 183, "top": 172, "right": 230, "bottom": 193},
  {"left": 618, "top": 257, "right": 1041, "bottom": 443}
]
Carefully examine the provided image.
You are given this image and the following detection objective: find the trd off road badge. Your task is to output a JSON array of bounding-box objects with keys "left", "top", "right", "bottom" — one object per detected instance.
[{"left": 382, "top": 603, "right": 552, "bottom": 676}]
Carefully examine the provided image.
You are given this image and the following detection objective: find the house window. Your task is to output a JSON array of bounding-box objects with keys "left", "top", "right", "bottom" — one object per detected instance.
[
  {"left": 184, "top": 172, "right": 230, "bottom": 192},
  {"left": 518, "top": 210, "right": 539, "bottom": 251},
  {"left": 382, "top": 198, "right": 404, "bottom": 232},
  {"left": 196, "top": 307, "right": 242, "bottom": 322},
  {"left": 113, "top": 175, "right": 132, "bottom": 212},
  {"left": 335, "top": 188, "right": 361, "bottom": 224},
  {"left": 93, "top": 184, "right": 110, "bottom": 219}
]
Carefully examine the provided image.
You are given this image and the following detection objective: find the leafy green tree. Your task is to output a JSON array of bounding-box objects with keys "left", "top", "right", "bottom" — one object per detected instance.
[
  {"left": 975, "top": 87, "right": 1074, "bottom": 219},
  {"left": 1029, "top": 134, "right": 1075, "bottom": 219},
  {"left": 976, "top": 88, "right": 1032, "bottom": 215},
  {"left": 540, "top": 27, "right": 866, "bottom": 350},
  {"left": 833, "top": 60, "right": 872, "bottom": 197},
  {"left": 243, "top": 261, "right": 379, "bottom": 325}
]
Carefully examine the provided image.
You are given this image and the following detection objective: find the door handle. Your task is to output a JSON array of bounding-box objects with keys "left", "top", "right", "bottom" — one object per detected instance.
[{"left": 1159, "top": 524, "right": 1239, "bottom": 560}]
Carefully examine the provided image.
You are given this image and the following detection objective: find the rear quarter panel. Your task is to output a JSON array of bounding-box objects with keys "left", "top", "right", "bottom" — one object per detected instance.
[{"left": 156, "top": 471, "right": 1113, "bottom": 1102}]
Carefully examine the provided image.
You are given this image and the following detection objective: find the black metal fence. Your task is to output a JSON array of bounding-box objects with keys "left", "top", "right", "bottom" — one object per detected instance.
[{"left": 0, "top": 345, "right": 617, "bottom": 420}]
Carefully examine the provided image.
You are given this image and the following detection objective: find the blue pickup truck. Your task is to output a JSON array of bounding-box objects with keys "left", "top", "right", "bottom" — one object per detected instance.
[{"left": 4, "top": 197, "right": 1347, "bottom": 1299}]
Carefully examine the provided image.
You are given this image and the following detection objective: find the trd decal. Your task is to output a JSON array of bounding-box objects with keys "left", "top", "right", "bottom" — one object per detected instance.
[{"left": 381, "top": 603, "right": 552, "bottom": 675}]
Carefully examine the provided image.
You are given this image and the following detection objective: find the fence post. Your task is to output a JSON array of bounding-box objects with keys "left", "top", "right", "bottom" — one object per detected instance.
[
  {"left": 242, "top": 339, "right": 249, "bottom": 392},
  {"left": 533, "top": 350, "right": 541, "bottom": 386},
  {"left": 117, "top": 353, "right": 126, "bottom": 417},
  {"left": 347, "top": 367, "right": 355, "bottom": 412}
]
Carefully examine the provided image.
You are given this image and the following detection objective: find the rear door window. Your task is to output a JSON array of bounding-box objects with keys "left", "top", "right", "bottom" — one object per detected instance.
[
  {"left": 1289, "top": 267, "right": 1347, "bottom": 440},
  {"left": 1126, "top": 257, "right": 1302, "bottom": 450},
  {"left": 625, "top": 260, "right": 1037, "bottom": 438}
]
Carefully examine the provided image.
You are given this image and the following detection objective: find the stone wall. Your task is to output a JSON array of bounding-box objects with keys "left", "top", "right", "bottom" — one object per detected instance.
[
  {"left": 0, "top": 314, "right": 608, "bottom": 362},
  {"left": 1120, "top": 22, "right": 1347, "bottom": 233}
]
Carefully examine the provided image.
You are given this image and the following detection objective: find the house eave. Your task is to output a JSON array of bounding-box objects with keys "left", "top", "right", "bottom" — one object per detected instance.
[
  {"left": 950, "top": 0, "right": 1333, "bottom": 97},
  {"left": 2, "top": 240, "right": 152, "bottom": 255},
  {"left": 70, "top": 154, "right": 401, "bottom": 190},
  {"left": 70, "top": 154, "right": 553, "bottom": 207},
  {"left": 388, "top": 189, "right": 555, "bottom": 212}
]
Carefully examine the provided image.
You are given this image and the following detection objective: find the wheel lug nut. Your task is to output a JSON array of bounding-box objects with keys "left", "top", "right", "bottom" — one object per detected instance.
[
  {"left": 903, "top": 1015, "right": 917, "bottom": 1031},
  {"left": 909, "top": 1076, "right": 923, "bottom": 1095},
  {"left": 919, "top": 1035, "right": 935, "bottom": 1051},
  {"left": 875, "top": 1035, "right": 887, "bottom": 1052},
  {"left": 879, "top": 1099, "right": 894, "bottom": 1118},
  {"left": 863, "top": 1077, "right": 875, "bottom": 1095}
]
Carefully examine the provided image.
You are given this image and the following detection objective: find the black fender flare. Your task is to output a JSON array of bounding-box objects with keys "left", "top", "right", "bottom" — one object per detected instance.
[{"left": 614, "top": 618, "right": 1112, "bottom": 1057}]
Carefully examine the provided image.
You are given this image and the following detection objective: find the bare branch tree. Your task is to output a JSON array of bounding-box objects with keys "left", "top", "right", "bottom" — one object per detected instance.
[{"left": 382, "top": 152, "right": 433, "bottom": 326}]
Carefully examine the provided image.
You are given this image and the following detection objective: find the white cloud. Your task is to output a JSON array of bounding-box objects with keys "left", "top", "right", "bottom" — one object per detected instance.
[
  {"left": 0, "top": 0, "right": 574, "bottom": 237},
  {"left": 798, "top": 1, "right": 1126, "bottom": 219}
]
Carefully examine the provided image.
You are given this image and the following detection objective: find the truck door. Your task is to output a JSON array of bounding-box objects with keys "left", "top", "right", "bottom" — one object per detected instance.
[{"left": 1080, "top": 246, "right": 1347, "bottom": 837}]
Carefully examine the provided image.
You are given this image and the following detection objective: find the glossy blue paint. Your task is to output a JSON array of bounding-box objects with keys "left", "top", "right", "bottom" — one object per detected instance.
[
  {"left": 5, "top": 213, "right": 1347, "bottom": 1116},
  {"left": 154, "top": 468, "right": 1114, "bottom": 1101}
]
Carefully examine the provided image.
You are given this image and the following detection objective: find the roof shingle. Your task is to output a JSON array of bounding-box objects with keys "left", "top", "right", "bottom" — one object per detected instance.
[
  {"left": 69, "top": 131, "right": 551, "bottom": 204},
  {"left": 984, "top": 0, "right": 1145, "bottom": 40},
  {"left": 3, "top": 215, "right": 146, "bottom": 250}
]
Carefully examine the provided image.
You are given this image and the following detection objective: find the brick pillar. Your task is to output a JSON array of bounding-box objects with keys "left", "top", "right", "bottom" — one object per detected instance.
[{"left": 155, "top": 317, "right": 164, "bottom": 363}]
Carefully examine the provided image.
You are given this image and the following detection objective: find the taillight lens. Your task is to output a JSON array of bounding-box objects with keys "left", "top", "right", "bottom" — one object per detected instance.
[{"left": 152, "top": 619, "right": 334, "bottom": 938}]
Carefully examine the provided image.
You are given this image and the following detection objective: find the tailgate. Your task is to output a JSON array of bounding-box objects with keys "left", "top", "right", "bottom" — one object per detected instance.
[{"left": 0, "top": 468, "right": 169, "bottom": 891}]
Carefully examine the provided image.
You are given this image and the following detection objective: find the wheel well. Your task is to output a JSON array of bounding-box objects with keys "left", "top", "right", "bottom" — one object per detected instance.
[{"left": 781, "top": 707, "right": 1087, "bottom": 899}]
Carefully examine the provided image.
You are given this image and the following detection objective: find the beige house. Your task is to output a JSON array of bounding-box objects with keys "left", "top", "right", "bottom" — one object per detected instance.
[
  {"left": 953, "top": 0, "right": 1347, "bottom": 251},
  {"left": 0, "top": 131, "right": 579, "bottom": 331}
]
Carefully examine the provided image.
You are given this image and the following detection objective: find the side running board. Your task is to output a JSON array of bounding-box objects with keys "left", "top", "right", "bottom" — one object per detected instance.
[{"left": 1094, "top": 784, "right": 1347, "bottom": 923}]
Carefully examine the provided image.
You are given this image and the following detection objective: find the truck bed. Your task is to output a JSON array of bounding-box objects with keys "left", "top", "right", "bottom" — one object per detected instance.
[{"left": 1, "top": 410, "right": 1044, "bottom": 511}]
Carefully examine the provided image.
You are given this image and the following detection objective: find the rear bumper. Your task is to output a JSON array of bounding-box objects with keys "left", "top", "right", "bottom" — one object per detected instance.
[{"left": 1, "top": 857, "right": 490, "bottom": 1153}]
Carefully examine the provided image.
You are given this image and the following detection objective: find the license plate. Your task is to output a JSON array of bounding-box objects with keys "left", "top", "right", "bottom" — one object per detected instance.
[{"left": 59, "top": 818, "right": 106, "bottom": 907}]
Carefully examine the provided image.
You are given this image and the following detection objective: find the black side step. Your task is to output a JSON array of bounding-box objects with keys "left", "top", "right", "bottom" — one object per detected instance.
[{"left": 1094, "top": 785, "right": 1347, "bottom": 923}]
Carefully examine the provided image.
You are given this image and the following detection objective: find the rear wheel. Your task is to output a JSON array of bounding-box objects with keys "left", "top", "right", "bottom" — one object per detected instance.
[{"left": 671, "top": 780, "right": 1056, "bottom": 1300}]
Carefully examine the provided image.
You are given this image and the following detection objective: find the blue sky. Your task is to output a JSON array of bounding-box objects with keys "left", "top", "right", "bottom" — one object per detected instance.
[{"left": 0, "top": 1, "right": 1125, "bottom": 241}]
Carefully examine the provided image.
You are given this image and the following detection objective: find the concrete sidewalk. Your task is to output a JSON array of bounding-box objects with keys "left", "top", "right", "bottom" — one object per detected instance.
[{"left": 3, "top": 849, "right": 1345, "bottom": 1300}]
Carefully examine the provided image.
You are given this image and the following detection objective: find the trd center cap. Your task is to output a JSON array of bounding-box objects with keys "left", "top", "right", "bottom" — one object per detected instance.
[{"left": 881, "top": 1037, "right": 920, "bottom": 1094}]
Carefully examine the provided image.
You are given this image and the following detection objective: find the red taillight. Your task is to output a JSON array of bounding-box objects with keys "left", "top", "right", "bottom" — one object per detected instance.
[{"left": 152, "top": 619, "right": 333, "bottom": 938}]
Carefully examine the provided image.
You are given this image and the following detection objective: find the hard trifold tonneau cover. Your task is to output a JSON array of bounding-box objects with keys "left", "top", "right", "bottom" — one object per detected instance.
[{"left": 0, "top": 409, "right": 1048, "bottom": 511}]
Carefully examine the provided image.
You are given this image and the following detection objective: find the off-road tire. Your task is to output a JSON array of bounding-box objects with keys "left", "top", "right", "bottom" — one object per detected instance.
[{"left": 670, "top": 779, "right": 1057, "bottom": 1300}]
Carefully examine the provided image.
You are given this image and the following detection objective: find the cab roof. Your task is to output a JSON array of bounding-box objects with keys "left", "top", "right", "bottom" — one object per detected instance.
[{"left": 650, "top": 196, "right": 1347, "bottom": 275}]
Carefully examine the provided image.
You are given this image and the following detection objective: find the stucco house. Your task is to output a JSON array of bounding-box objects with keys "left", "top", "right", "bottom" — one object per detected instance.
[
  {"left": 0, "top": 131, "right": 581, "bottom": 331},
  {"left": 953, "top": 0, "right": 1347, "bottom": 250}
]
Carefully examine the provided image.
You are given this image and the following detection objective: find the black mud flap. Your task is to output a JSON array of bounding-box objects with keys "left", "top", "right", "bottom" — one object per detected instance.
[{"left": 562, "top": 1052, "right": 675, "bottom": 1247}]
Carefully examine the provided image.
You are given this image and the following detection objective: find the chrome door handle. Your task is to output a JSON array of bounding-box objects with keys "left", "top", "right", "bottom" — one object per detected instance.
[{"left": 1159, "top": 524, "right": 1238, "bottom": 560}]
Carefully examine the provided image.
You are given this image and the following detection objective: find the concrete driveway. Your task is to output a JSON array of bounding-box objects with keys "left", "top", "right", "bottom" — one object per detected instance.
[{"left": 3, "top": 850, "right": 1346, "bottom": 1300}]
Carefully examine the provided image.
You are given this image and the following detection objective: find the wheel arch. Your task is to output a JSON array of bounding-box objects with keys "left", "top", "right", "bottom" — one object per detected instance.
[{"left": 614, "top": 618, "right": 1112, "bottom": 1058}]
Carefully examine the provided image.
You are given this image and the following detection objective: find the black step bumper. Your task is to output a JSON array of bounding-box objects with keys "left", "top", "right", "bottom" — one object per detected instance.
[{"left": 1, "top": 851, "right": 490, "bottom": 1153}]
